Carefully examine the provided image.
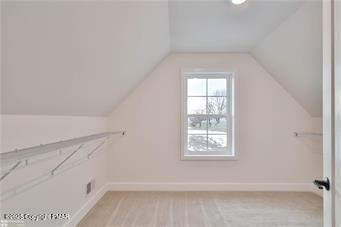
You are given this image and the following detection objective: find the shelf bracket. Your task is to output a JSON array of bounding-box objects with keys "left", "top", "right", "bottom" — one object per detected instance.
[
  {"left": 0, "top": 161, "right": 22, "bottom": 182},
  {"left": 51, "top": 144, "right": 83, "bottom": 176},
  {"left": 87, "top": 138, "right": 108, "bottom": 159}
]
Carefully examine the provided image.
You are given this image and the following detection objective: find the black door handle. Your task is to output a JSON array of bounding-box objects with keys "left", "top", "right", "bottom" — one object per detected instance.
[{"left": 313, "top": 178, "right": 330, "bottom": 191}]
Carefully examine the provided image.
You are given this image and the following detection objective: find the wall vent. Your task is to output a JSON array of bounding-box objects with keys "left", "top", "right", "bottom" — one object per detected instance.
[{"left": 86, "top": 179, "right": 95, "bottom": 196}]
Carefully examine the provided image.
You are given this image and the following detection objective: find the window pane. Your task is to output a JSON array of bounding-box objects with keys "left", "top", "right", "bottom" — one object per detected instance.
[
  {"left": 208, "top": 78, "right": 226, "bottom": 96},
  {"left": 188, "top": 116, "right": 207, "bottom": 134},
  {"left": 188, "top": 97, "right": 206, "bottom": 114},
  {"left": 208, "top": 117, "right": 227, "bottom": 134},
  {"left": 208, "top": 135, "right": 227, "bottom": 152},
  {"left": 188, "top": 78, "right": 206, "bottom": 96},
  {"left": 188, "top": 135, "right": 207, "bottom": 152},
  {"left": 207, "top": 97, "right": 227, "bottom": 114}
]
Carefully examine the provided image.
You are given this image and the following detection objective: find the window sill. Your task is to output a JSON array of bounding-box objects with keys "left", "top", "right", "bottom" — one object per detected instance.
[{"left": 181, "top": 155, "right": 239, "bottom": 161}]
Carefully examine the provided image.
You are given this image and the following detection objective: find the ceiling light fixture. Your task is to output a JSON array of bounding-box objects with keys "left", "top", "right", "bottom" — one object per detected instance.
[{"left": 231, "top": 0, "right": 247, "bottom": 5}]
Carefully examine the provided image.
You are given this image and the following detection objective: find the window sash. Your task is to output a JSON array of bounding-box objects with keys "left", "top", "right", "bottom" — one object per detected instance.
[{"left": 182, "top": 72, "right": 234, "bottom": 158}]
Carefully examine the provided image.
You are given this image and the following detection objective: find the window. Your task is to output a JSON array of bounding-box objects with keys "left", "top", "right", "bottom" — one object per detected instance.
[{"left": 181, "top": 70, "right": 235, "bottom": 160}]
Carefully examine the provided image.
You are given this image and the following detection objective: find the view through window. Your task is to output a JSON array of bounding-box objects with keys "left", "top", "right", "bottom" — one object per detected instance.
[{"left": 181, "top": 71, "right": 235, "bottom": 160}]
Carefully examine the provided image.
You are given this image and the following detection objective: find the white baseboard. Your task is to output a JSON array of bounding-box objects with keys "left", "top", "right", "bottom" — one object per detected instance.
[
  {"left": 107, "top": 182, "right": 316, "bottom": 192},
  {"left": 64, "top": 183, "right": 110, "bottom": 227}
]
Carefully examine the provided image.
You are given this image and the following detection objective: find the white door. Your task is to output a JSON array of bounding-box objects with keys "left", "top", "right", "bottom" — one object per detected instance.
[
  {"left": 324, "top": 0, "right": 341, "bottom": 226},
  {"left": 335, "top": 1, "right": 341, "bottom": 226}
]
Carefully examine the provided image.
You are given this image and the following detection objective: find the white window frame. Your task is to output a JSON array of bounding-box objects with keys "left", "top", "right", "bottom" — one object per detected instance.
[{"left": 181, "top": 69, "right": 237, "bottom": 161}]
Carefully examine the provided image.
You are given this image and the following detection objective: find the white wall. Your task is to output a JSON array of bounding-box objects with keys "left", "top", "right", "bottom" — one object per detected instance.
[
  {"left": 0, "top": 54, "right": 323, "bottom": 226},
  {"left": 108, "top": 53, "right": 322, "bottom": 188},
  {"left": 1, "top": 115, "right": 109, "bottom": 227}
]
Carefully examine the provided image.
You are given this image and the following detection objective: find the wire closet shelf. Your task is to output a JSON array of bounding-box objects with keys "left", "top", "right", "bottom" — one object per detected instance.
[{"left": 0, "top": 131, "right": 125, "bottom": 201}]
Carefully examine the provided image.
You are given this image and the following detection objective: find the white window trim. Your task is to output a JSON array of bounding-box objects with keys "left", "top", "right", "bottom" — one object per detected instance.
[{"left": 180, "top": 68, "right": 237, "bottom": 161}]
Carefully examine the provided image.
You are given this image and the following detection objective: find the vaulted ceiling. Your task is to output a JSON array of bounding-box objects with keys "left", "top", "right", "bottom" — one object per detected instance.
[
  {"left": 1, "top": 2, "right": 170, "bottom": 116},
  {"left": 1, "top": 0, "right": 322, "bottom": 117},
  {"left": 169, "top": 1, "right": 302, "bottom": 52},
  {"left": 252, "top": 1, "right": 322, "bottom": 117}
]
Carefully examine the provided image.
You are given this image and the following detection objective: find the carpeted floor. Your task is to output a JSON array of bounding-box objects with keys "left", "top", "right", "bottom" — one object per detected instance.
[{"left": 77, "top": 191, "right": 323, "bottom": 227}]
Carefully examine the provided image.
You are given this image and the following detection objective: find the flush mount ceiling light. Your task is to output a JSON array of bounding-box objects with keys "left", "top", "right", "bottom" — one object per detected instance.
[{"left": 231, "top": 0, "right": 247, "bottom": 5}]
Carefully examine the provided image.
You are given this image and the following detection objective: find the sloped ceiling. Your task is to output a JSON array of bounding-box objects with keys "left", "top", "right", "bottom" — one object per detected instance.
[
  {"left": 1, "top": 1, "right": 322, "bottom": 116},
  {"left": 1, "top": 2, "right": 170, "bottom": 116},
  {"left": 251, "top": 1, "right": 322, "bottom": 117}
]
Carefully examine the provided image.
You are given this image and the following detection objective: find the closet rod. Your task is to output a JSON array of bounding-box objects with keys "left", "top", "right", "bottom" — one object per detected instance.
[
  {"left": 294, "top": 132, "right": 322, "bottom": 137},
  {"left": 0, "top": 131, "right": 125, "bottom": 162}
]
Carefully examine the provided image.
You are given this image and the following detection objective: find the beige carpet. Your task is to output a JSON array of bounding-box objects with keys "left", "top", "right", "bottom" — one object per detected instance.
[{"left": 77, "top": 191, "right": 322, "bottom": 227}]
